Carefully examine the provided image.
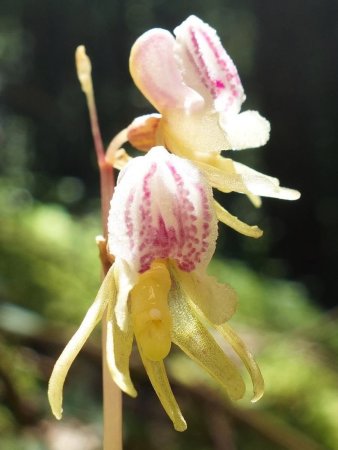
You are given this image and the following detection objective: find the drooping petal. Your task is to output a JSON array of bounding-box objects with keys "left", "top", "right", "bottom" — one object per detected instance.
[
  {"left": 108, "top": 146, "right": 218, "bottom": 274},
  {"left": 219, "top": 110, "right": 271, "bottom": 150},
  {"left": 233, "top": 161, "right": 301, "bottom": 200},
  {"left": 48, "top": 265, "right": 115, "bottom": 419},
  {"left": 193, "top": 158, "right": 252, "bottom": 194},
  {"left": 217, "top": 323, "right": 264, "bottom": 402},
  {"left": 195, "top": 157, "right": 301, "bottom": 201},
  {"left": 138, "top": 344, "right": 187, "bottom": 431},
  {"left": 174, "top": 15, "right": 245, "bottom": 114},
  {"left": 169, "top": 280, "right": 246, "bottom": 401},
  {"left": 214, "top": 200, "right": 263, "bottom": 238},
  {"left": 129, "top": 29, "right": 203, "bottom": 114},
  {"left": 113, "top": 258, "right": 137, "bottom": 331},
  {"left": 106, "top": 281, "right": 137, "bottom": 397},
  {"left": 170, "top": 262, "right": 237, "bottom": 324}
]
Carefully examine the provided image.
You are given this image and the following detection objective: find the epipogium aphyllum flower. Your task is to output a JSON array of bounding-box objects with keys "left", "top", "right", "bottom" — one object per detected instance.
[
  {"left": 109, "top": 15, "right": 300, "bottom": 238},
  {"left": 48, "top": 146, "right": 264, "bottom": 431}
]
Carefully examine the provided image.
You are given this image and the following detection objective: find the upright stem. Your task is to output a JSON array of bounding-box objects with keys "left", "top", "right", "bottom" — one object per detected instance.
[{"left": 76, "top": 46, "right": 122, "bottom": 450}]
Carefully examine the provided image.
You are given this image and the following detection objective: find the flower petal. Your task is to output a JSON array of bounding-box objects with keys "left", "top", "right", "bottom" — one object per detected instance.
[
  {"left": 169, "top": 280, "right": 245, "bottom": 401},
  {"left": 219, "top": 110, "right": 270, "bottom": 150},
  {"left": 138, "top": 345, "right": 187, "bottom": 431},
  {"left": 174, "top": 15, "right": 245, "bottom": 114},
  {"left": 170, "top": 263, "right": 237, "bottom": 324},
  {"left": 127, "top": 113, "right": 162, "bottom": 152},
  {"left": 233, "top": 161, "right": 301, "bottom": 200},
  {"left": 48, "top": 265, "right": 115, "bottom": 419},
  {"left": 130, "top": 29, "right": 203, "bottom": 113},
  {"left": 106, "top": 282, "right": 137, "bottom": 397},
  {"left": 214, "top": 200, "right": 263, "bottom": 238},
  {"left": 193, "top": 158, "right": 252, "bottom": 194},
  {"left": 113, "top": 258, "right": 137, "bottom": 331},
  {"left": 217, "top": 323, "right": 264, "bottom": 402},
  {"left": 108, "top": 146, "right": 218, "bottom": 274}
]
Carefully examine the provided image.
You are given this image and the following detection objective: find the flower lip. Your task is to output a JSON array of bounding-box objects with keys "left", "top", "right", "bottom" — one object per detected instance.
[{"left": 108, "top": 146, "right": 218, "bottom": 274}]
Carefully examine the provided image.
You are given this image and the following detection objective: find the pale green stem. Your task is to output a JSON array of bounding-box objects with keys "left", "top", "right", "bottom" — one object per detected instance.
[{"left": 76, "top": 45, "right": 122, "bottom": 450}]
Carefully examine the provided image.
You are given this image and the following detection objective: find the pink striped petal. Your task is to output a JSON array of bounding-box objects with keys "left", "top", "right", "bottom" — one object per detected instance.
[
  {"left": 174, "top": 15, "right": 245, "bottom": 114},
  {"left": 108, "top": 147, "right": 217, "bottom": 274},
  {"left": 129, "top": 29, "right": 203, "bottom": 113}
]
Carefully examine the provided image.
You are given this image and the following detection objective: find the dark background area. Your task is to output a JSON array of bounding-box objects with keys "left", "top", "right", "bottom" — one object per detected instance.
[{"left": 2, "top": 0, "right": 337, "bottom": 308}]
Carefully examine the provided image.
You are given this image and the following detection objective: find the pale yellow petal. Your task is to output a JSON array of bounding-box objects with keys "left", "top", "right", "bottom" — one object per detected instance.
[
  {"left": 193, "top": 159, "right": 249, "bottom": 194},
  {"left": 138, "top": 344, "right": 187, "bottom": 431},
  {"left": 106, "top": 289, "right": 137, "bottom": 398},
  {"left": 48, "top": 265, "right": 115, "bottom": 419},
  {"left": 217, "top": 322, "right": 264, "bottom": 402},
  {"left": 214, "top": 200, "right": 263, "bottom": 239},
  {"left": 233, "top": 161, "right": 301, "bottom": 200},
  {"left": 113, "top": 258, "right": 137, "bottom": 331},
  {"left": 170, "top": 263, "right": 237, "bottom": 324},
  {"left": 169, "top": 282, "right": 245, "bottom": 401}
]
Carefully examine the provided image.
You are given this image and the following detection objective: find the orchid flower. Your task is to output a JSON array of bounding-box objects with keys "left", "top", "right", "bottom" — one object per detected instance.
[
  {"left": 115, "top": 15, "right": 300, "bottom": 238},
  {"left": 48, "top": 146, "right": 264, "bottom": 431}
]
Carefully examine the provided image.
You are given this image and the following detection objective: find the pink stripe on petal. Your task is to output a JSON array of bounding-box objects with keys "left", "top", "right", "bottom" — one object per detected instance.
[
  {"left": 108, "top": 147, "right": 217, "bottom": 273},
  {"left": 130, "top": 29, "right": 203, "bottom": 113},
  {"left": 174, "top": 15, "right": 245, "bottom": 114}
]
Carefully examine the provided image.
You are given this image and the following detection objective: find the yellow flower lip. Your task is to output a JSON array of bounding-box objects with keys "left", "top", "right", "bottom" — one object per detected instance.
[{"left": 131, "top": 259, "right": 172, "bottom": 362}]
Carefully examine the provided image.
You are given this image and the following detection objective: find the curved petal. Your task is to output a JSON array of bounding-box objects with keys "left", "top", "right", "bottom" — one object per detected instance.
[
  {"left": 106, "top": 283, "right": 137, "bottom": 397},
  {"left": 138, "top": 344, "right": 187, "bottom": 431},
  {"left": 174, "top": 15, "right": 245, "bottom": 114},
  {"left": 233, "top": 161, "right": 301, "bottom": 200},
  {"left": 48, "top": 265, "right": 115, "bottom": 419},
  {"left": 170, "top": 263, "right": 237, "bottom": 324},
  {"left": 113, "top": 258, "right": 137, "bottom": 331},
  {"left": 193, "top": 159, "right": 251, "bottom": 194},
  {"left": 108, "top": 147, "right": 218, "bottom": 274},
  {"left": 130, "top": 28, "right": 203, "bottom": 113},
  {"left": 214, "top": 200, "right": 263, "bottom": 238},
  {"left": 217, "top": 323, "right": 264, "bottom": 402},
  {"left": 169, "top": 281, "right": 246, "bottom": 401},
  {"left": 219, "top": 110, "right": 270, "bottom": 150},
  {"left": 127, "top": 113, "right": 162, "bottom": 152}
]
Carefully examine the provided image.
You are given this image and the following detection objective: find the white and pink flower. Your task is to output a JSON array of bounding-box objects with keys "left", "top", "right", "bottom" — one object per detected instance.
[
  {"left": 118, "top": 16, "right": 300, "bottom": 237},
  {"left": 48, "top": 147, "right": 263, "bottom": 431}
]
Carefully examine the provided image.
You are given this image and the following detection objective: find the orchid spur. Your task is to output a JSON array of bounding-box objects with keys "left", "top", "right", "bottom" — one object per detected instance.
[
  {"left": 48, "top": 147, "right": 264, "bottom": 431},
  {"left": 110, "top": 15, "right": 300, "bottom": 238}
]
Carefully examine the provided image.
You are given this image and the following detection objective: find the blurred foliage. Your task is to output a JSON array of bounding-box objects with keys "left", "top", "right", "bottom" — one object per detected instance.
[{"left": 1, "top": 0, "right": 338, "bottom": 449}]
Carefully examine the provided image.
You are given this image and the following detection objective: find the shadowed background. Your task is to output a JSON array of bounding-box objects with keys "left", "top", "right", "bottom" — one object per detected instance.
[{"left": 1, "top": 1, "right": 337, "bottom": 449}]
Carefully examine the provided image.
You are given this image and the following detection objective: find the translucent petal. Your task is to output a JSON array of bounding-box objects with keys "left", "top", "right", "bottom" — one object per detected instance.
[
  {"left": 195, "top": 157, "right": 301, "bottom": 201},
  {"left": 108, "top": 147, "right": 218, "bottom": 274},
  {"left": 174, "top": 15, "right": 245, "bottom": 114},
  {"left": 169, "top": 281, "right": 245, "bottom": 401},
  {"left": 214, "top": 200, "right": 263, "bottom": 238},
  {"left": 193, "top": 159, "right": 252, "bottom": 195},
  {"left": 129, "top": 28, "right": 203, "bottom": 113},
  {"left": 233, "top": 161, "right": 301, "bottom": 200},
  {"left": 106, "top": 285, "right": 137, "bottom": 397},
  {"left": 170, "top": 263, "right": 237, "bottom": 324},
  {"left": 48, "top": 265, "right": 115, "bottom": 419},
  {"left": 138, "top": 344, "right": 187, "bottom": 431},
  {"left": 217, "top": 323, "right": 264, "bottom": 402},
  {"left": 113, "top": 258, "right": 137, "bottom": 331},
  {"left": 219, "top": 110, "right": 270, "bottom": 150}
]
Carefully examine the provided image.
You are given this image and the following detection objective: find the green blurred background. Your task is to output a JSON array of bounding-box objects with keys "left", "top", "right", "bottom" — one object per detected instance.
[{"left": 1, "top": 0, "right": 337, "bottom": 449}]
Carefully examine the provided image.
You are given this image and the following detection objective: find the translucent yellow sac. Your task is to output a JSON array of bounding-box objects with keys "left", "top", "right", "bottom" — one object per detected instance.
[{"left": 131, "top": 260, "right": 172, "bottom": 361}]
